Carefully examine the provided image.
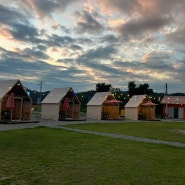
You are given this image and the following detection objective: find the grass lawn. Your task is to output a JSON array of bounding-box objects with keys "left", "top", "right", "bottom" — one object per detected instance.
[
  {"left": 0, "top": 125, "right": 185, "bottom": 185},
  {"left": 63, "top": 121, "right": 185, "bottom": 143}
]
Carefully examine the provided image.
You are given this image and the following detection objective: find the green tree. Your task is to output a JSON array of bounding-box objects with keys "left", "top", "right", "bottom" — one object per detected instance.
[
  {"left": 128, "top": 81, "right": 153, "bottom": 96},
  {"left": 128, "top": 81, "right": 136, "bottom": 97},
  {"left": 96, "top": 83, "right": 112, "bottom": 92}
]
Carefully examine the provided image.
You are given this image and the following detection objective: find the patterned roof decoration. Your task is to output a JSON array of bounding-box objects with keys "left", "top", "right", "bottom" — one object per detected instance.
[{"left": 161, "top": 96, "right": 185, "bottom": 104}]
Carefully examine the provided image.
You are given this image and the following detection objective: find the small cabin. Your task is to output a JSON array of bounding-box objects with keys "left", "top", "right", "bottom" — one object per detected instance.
[
  {"left": 161, "top": 96, "right": 185, "bottom": 119},
  {"left": 86, "top": 92, "right": 120, "bottom": 120},
  {"left": 0, "top": 79, "right": 32, "bottom": 121},
  {"left": 41, "top": 87, "right": 80, "bottom": 121},
  {"left": 125, "top": 95, "right": 157, "bottom": 120}
]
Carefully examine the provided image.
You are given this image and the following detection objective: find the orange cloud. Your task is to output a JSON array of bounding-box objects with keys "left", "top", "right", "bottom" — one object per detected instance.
[
  {"left": 52, "top": 20, "right": 58, "bottom": 29},
  {"left": 27, "top": 0, "right": 41, "bottom": 19},
  {"left": 0, "top": 27, "right": 13, "bottom": 39},
  {"left": 142, "top": 53, "right": 151, "bottom": 62},
  {"left": 93, "top": 0, "right": 116, "bottom": 15},
  {"left": 12, "top": 48, "right": 22, "bottom": 53},
  {"left": 108, "top": 19, "right": 126, "bottom": 27},
  {"left": 51, "top": 47, "right": 58, "bottom": 52},
  {"left": 138, "top": 0, "right": 159, "bottom": 16},
  {"left": 0, "top": 27, "right": 24, "bottom": 51},
  {"left": 126, "top": 69, "right": 137, "bottom": 74},
  {"left": 83, "top": 1, "right": 95, "bottom": 14}
]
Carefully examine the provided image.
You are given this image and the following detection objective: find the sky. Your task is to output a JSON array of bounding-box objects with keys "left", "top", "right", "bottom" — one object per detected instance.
[{"left": 0, "top": 0, "right": 185, "bottom": 94}]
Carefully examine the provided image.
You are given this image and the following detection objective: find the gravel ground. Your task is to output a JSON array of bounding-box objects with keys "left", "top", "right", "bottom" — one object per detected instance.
[
  {"left": 1, "top": 118, "right": 185, "bottom": 148},
  {"left": 0, "top": 118, "right": 125, "bottom": 131}
]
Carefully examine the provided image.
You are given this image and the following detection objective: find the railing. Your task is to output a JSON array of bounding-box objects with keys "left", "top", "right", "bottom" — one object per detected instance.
[{"left": 102, "top": 112, "right": 110, "bottom": 120}]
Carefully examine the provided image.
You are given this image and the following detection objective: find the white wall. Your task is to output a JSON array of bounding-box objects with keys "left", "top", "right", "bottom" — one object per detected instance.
[
  {"left": 87, "top": 105, "right": 102, "bottom": 120},
  {"left": 178, "top": 108, "right": 183, "bottom": 118},
  {"left": 125, "top": 107, "right": 138, "bottom": 120},
  {"left": 41, "top": 103, "right": 59, "bottom": 121},
  {"left": 166, "top": 107, "right": 184, "bottom": 118}
]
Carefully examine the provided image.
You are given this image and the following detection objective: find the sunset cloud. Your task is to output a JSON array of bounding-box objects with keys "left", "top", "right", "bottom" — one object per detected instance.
[{"left": 0, "top": 0, "right": 185, "bottom": 93}]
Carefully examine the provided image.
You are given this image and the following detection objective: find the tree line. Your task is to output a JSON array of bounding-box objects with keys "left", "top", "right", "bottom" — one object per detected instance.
[{"left": 28, "top": 81, "right": 160, "bottom": 106}]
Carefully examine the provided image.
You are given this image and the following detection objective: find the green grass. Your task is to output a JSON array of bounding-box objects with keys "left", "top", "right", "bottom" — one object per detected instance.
[
  {"left": 63, "top": 121, "right": 185, "bottom": 143},
  {"left": 0, "top": 126, "right": 185, "bottom": 184},
  {"left": 32, "top": 105, "right": 41, "bottom": 112}
]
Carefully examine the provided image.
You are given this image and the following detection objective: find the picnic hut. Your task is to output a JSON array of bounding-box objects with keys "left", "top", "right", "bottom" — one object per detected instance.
[
  {"left": 41, "top": 87, "right": 80, "bottom": 121},
  {"left": 161, "top": 96, "right": 185, "bottom": 119},
  {"left": 86, "top": 92, "right": 120, "bottom": 120},
  {"left": 0, "top": 79, "right": 32, "bottom": 121},
  {"left": 125, "top": 95, "right": 156, "bottom": 120}
]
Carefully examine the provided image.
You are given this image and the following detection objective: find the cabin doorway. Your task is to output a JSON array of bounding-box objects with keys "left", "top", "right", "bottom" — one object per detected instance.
[{"left": 14, "top": 98, "right": 23, "bottom": 120}]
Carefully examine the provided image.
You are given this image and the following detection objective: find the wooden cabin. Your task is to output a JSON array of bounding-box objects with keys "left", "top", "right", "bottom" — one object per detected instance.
[
  {"left": 86, "top": 92, "right": 120, "bottom": 120},
  {"left": 41, "top": 87, "right": 80, "bottom": 121},
  {"left": 125, "top": 95, "right": 157, "bottom": 120},
  {"left": 0, "top": 79, "right": 32, "bottom": 121}
]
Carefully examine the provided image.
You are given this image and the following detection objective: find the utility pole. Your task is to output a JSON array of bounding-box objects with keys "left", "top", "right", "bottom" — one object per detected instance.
[
  {"left": 38, "top": 81, "right": 45, "bottom": 104},
  {"left": 165, "top": 83, "right": 168, "bottom": 95},
  {"left": 165, "top": 82, "right": 168, "bottom": 118}
]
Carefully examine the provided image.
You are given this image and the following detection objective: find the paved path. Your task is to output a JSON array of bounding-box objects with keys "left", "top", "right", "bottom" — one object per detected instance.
[
  {"left": 1, "top": 119, "right": 185, "bottom": 148},
  {"left": 0, "top": 119, "right": 124, "bottom": 131}
]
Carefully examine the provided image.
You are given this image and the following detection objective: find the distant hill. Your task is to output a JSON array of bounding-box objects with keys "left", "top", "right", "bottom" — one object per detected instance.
[{"left": 170, "top": 93, "right": 185, "bottom": 96}]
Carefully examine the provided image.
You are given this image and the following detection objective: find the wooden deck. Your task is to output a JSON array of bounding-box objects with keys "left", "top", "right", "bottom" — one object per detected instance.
[{"left": 0, "top": 120, "right": 39, "bottom": 124}]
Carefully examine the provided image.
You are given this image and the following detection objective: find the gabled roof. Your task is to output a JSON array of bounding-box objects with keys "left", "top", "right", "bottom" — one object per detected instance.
[
  {"left": 161, "top": 96, "right": 185, "bottom": 105},
  {"left": 0, "top": 79, "right": 20, "bottom": 99},
  {"left": 125, "top": 95, "right": 147, "bottom": 108},
  {"left": 42, "top": 87, "right": 76, "bottom": 104},
  {"left": 87, "top": 92, "right": 113, "bottom": 106}
]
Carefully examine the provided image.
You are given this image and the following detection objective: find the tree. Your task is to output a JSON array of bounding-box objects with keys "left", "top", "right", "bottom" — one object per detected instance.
[
  {"left": 96, "top": 83, "right": 112, "bottom": 92},
  {"left": 138, "top": 83, "right": 149, "bottom": 94},
  {"left": 128, "top": 81, "right": 136, "bottom": 97},
  {"left": 110, "top": 87, "right": 121, "bottom": 93},
  {"left": 128, "top": 81, "right": 153, "bottom": 97},
  {"left": 77, "top": 90, "right": 95, "bottom": 112}
]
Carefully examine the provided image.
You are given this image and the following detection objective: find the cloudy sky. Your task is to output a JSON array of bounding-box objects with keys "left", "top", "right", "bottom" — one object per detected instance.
[{"left": 0, "top": 0, "right": 185, "bottom": 93}]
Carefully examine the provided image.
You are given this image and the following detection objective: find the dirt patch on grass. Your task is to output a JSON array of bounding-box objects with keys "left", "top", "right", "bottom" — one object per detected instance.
[{"left": 174, "top": 129, "right": 185, "bottom": 134}]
